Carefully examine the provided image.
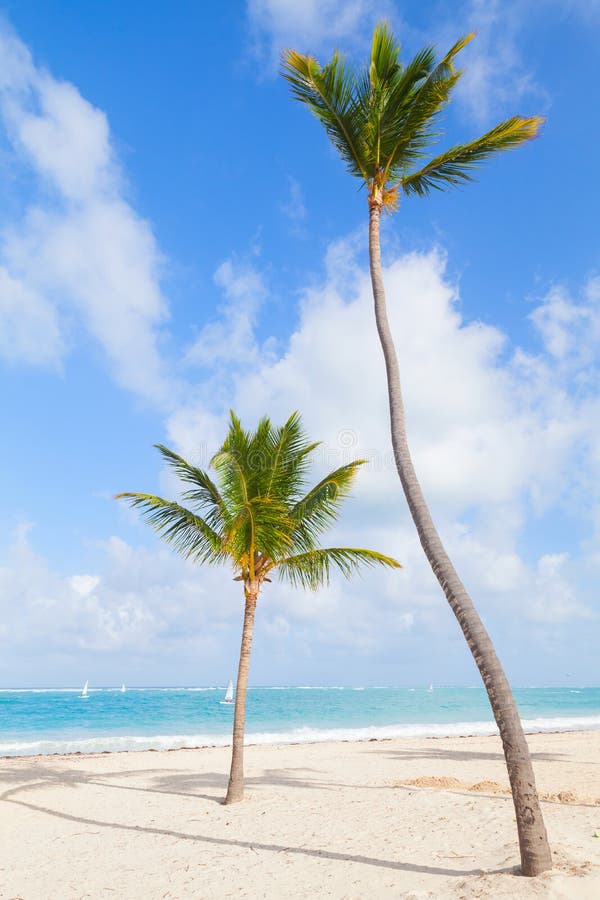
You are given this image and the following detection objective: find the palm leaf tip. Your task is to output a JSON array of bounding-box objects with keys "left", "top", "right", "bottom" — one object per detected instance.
[
  {"left": 446, "top": 31, "right": 476, "bottom": 60},
  {"left": 361, "top": 549, "right": 402, "bottom": 570},
  {"left": 276, "top": 546, "right": 401, "bottom": 591},
  {"left": 400, "top": 113, "right": 546, "bottom": 197},
  {"left": 516, "top": 115, "right": 545, "bottom": 140}
]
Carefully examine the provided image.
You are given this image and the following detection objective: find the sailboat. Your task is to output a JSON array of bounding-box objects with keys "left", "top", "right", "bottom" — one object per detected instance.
[
  {"left": 220, "top": 680, "right": 234, "bottom": 705},
  {"left": 120, "top": 684, "right": 126, "bottom": 694},
  {"left": 427, "top": 683, "right": 434, "bottom": 693},
  {"left": 80, "top": 680, "right": 89, "bottom": 699}
]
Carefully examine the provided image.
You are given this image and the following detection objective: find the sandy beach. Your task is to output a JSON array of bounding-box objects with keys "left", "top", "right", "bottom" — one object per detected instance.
[{"left": 1, "top": 730, "right": 599, "bottom": 899}]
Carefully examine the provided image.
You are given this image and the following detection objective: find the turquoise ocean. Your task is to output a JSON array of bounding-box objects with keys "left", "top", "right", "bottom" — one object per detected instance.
[{"left": 1, "top": 686, "right": 599, "bottom": 757}]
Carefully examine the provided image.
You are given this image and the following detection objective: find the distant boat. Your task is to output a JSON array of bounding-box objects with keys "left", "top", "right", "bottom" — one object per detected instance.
[
  {"left": 220, "top": 680, "right": 234, "bottom": 705},
  {"left": 427, "top": 683, "right": 434, "bottom": 693},
  {"left": 121, "top": 684, "right": 126, "bottom": 694},
  {"left": 80, "top": 680, "right": 89, "bottom": 699}
]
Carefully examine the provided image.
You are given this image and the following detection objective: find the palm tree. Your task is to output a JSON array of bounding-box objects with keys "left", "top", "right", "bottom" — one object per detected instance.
[
  {"left": 282, "top": 23, "right": 551, "bottom": 876},
  {"left": 117, "top": 411, "right": 400, "bottom": 804}
]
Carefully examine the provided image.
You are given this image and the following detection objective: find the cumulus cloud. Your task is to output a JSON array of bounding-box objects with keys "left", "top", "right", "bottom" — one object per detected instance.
[
  {"left": 2, "top": 150, "right": 595, "bottom": 678},
  {"left": 246, "top": 0, "right": 391, "bottom": 67},
  {"left": 0, "top": 23, "right": 176, "bottom": 407},
  {"left": 0, "top": 268, "right": 63, "bottom": 367},
  {"left": 0, "top": 521, "right": 415, "bottom": 684},
  {"left": 531, "top": 278, "right": 600, "bottom": 367},
  {"left": 183, "top": 242, "right": 564, "bottom": 513},
  {"left": 0, "top": 525, "right": 232, "bottom": 682},
  {"left": 445, "top": 0, "right": 546, "bottom": 124},
  {"left": 166, "top": 237, "right": 598, "bottom": 651},
  {"left": 186, "top": 258, "right": 269, "bottom": 370}
]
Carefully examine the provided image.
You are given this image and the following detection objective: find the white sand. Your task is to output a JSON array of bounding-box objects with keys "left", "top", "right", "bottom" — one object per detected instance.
[{"left": 1, "top": 730, "right": 599, "bottom": 899}]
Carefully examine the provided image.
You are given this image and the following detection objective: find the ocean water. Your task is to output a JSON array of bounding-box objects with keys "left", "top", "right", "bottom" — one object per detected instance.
[{"left": 0, "top": 686, "right": 598, "bottom": 757}]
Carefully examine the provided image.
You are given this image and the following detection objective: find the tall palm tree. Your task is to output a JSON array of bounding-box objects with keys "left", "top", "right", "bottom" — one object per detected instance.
[
  {"left": 282, "top": 23, "right": 551, "bottom": 876},
  {"left": 117, "top": 411, "right": 400, "bottom": 805}
]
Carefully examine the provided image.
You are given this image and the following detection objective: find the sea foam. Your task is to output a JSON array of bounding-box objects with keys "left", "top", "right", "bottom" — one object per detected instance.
[{"left": 2, "top": 714, "right": 599, "bottom": 758}]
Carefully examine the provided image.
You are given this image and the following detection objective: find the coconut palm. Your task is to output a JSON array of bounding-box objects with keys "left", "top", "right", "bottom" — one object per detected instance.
[
  {"left": 117, "top": 411, "right": 400, "bottom": 804},
  {"left": 282, "top": 23, "right": 551, "bottom": 875}
]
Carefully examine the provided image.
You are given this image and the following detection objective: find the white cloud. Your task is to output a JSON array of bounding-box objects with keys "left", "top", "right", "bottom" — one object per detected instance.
[
  {"left": 0, "top": 522, "right": 415, "bottom": 684},
  {"left": 69, "top": 575, "right": 101, "bottom": 598},
  {"left": 0, "top": 23, "right": 176, "bottom": 407},
  {"left": 247, "top": 0, "right": 548, "bottom": 125},
  {"left": 453, "top": 0, "right": 544, "bottom": 123},
  {"left": 528, "top": 553, "right": 592, "bottom": 623},
  {"left": 416, "top": 0, "right": 553, "bottom": 127},
  {"left": 281, "top": 176, "right": 307, "bottom": 229},
  {"left": 246, "top": 0, "right": 390, "bottom": 66},
  {"left": 2, "top": 237, "right": 598, "bottom": 680},
  {"left": 531, "top": 279, "right": 600, "bottom": 366},
  {"left": 186, "top": 259, "right": 268, "bottom": 369},
  {"left": 166, "top": 237, "right": 598, "bottom": 650},
  {"left": 15, "top": 78, "right": 116, "bottom": 201},
  {"left": 0, "top": 267, "right": 63, "bottom": 367},
  {"left": 0, "top": 526, "right": 227, "bottom": 672},
  {"left": 227, "top": 245, "right": 563, "bottom": 512},
  {"left": 444, "top": 1, "right": 598, "bottom": 128}
]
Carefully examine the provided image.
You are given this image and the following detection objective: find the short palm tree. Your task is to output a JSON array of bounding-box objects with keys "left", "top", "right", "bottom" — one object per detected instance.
[
  {"left": 282, "top": 23, "right": 551, "bottom": 875},
  {"left": 117, "top": 411, "right": 400, "bottom": 804}
]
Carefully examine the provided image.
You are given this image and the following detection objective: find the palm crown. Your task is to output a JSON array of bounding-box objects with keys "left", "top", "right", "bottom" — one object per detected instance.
[
  {"left": 117, "top": 412, "right": 400, "bottom": 590},
  {"left": 282, "top": 22, "right": 543, "bottom": 210}
]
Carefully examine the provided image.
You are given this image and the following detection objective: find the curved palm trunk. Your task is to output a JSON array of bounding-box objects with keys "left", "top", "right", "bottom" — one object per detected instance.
[
  {"left": 224, "top": 584, "right": 258, "bottom": 805},
  {"left": 368, "top": 202, "right": 551, "bottom": 876}
]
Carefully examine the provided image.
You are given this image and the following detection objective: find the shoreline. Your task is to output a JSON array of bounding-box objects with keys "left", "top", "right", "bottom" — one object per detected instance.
[
  {"left": 2, "top": 730, "right": 599, "bottom": 897},
  {"left": 3, "top": 720, "right": 600, "bottom": 761}
]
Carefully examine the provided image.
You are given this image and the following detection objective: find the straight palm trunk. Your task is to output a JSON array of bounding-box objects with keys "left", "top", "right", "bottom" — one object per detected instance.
[
  {"left": 224, "top": 588, "right": 258, "bottom": 804},
  {"left": 368, "top": 202, "right": 552, "bottom": 876}
]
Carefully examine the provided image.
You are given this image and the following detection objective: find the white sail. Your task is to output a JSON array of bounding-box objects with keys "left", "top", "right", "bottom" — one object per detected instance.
[
  {"left": 427, "top": 683, "right": 434, "bottom": 693},
  {"left": 224, "top": 680, "right": 234, "bottom": 702},
  {"left": 121, "top": 683, "right": 126, "bottom": 693},
  {"left": 80, "top": 680, "right": 89, "bottom": 698}
]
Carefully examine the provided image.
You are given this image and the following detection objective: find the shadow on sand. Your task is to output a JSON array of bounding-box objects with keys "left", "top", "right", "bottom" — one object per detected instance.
[
  {"left": 0, "top": 763, "right": 519, "bottom": 878},
  {"left": 366, "top": 744, "right": 566, "bottom": 764}
]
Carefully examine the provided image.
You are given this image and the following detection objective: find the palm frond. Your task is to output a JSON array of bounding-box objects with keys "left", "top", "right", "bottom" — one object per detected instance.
[
  {"left": 281, "top": 49, "right": 368, "bottom": 183},
  {"left": 116, "top": 492, "right": 227, "bottom": 565},
  {"left": 372, "top": 44, "right": 437, "bottom": 172},
  {"left": 211, "top": 414, "right": 307, "bottom": 570},
  {"left": 380, "top": 35, "right": 475, "bottom": 181},
  {"left": 118, "top": 413, "right": 401, "bottom": 594},
  {"left": 369, "top": 20, "right": 400, "bottom": 88},
  {"left": 224, "top": 496, "right": 295, "bottom": 568},
  {"left": 276, "top": 547, "right": 401, "bottom": 591},
  {"left": 154, "top": 443, "right": 225, "bottom": 530},
  {"left": 211, "top": 411, "right": 253, "bottom": 521},
  {"left": 290, "top": 460, "right": 366, "bottom": 552},
  {"left": 400, "top": 115, "right": 544, "bottom": 196},
  {"left": 263, "top": 412, "right": 320, "bottom": 502},
  {"left": 364, "top": 22, "right": 401, "bottom": 174}
]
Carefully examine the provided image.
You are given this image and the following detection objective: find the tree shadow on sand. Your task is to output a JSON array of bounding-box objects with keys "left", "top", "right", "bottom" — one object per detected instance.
[
  {"left": 0, "top": 763, "right": 331, "bottom": 804},
  {"left": 0, "top": 775, "right": 519, "bottom": 878},
  {"left": 369, "top": 745, "right": 567, "bottom": 763}
]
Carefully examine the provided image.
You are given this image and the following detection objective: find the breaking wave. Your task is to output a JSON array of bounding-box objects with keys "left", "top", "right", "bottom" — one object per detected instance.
[{"left": 2, "top": 714, "right": 599, "bottom": 758}]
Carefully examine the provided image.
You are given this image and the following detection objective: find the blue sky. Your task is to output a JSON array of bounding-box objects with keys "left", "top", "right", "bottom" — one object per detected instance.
[{"left": 0, "top": 0, "right": 598, "bottom": 688}]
